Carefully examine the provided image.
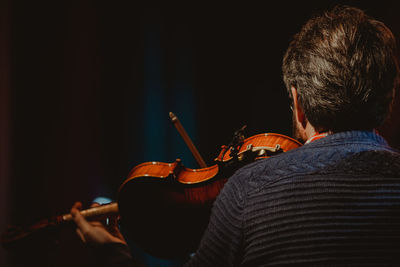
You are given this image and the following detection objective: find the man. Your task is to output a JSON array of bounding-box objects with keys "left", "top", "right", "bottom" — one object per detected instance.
[{"left": 71, "top": 6, "right": 400, "bottom": 266}]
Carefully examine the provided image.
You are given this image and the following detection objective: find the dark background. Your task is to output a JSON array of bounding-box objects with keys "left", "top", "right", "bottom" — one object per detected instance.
[{"left": 1, "top": 1, "right": 400, "bottom": 266}]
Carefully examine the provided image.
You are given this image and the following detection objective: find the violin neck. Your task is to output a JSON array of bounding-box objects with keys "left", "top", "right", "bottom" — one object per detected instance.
[
  {"left": 60, "top": 202, "right": 119, "bottom": 222},
  {"left": 1, "top": 202, "right": 120, "bottom": 249}
]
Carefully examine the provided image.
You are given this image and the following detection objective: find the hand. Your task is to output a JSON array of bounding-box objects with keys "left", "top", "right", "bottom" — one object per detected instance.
[{"left": 70, "top": 202, "right": 127, "bottom": 246}]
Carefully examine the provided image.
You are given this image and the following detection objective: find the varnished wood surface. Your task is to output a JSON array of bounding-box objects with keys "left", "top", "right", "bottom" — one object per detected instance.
[
  {"left": 216, "top": 133, "right": 302, "bottom": 162},
  {"left": 117, "top": 133, "right": 301, "bottom": 259}
]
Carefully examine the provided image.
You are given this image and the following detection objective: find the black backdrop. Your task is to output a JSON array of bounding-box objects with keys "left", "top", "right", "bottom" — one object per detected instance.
[{"left": 1, "top": 1, "right": 400, "bottom": 266}]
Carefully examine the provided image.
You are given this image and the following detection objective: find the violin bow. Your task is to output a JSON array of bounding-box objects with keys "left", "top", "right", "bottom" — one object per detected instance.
[{"left": 169, "top": 112, "right": 207, "bottom": 168}]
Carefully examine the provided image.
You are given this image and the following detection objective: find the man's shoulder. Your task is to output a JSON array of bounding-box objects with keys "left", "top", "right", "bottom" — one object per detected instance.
[
  {"left": 232, "top": 144, "right": 330, "bottom": 186},
  {"left": 225, "top": 141, "right": 400, "bottom": 196},
  {"left": 223, "top": 145, "right": 311, "bottom": 194},
  {"left": 319, "top": 149, "right": 400, "bottom": 176}
]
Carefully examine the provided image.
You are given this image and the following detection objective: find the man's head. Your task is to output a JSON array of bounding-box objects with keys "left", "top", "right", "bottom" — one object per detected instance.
[{"left": 282, "top": 6, "right": 399, "bottom": 140}]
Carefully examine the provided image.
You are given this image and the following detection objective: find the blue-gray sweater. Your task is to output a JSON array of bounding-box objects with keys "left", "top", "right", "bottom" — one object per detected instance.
[
  {"left": 187, "top": 131, "right": 400, "bottom": 266},
  {"left": 104, "top": 131, "right": 400, "bottom": 266}
]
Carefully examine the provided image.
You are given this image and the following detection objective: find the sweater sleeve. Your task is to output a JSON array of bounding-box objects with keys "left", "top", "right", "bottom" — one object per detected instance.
[{"left": 185, "top": 170, "right": 246, "bottom": 267}]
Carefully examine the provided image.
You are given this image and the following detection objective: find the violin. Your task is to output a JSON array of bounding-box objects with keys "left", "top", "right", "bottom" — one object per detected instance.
[
  {"left": 117, "top": 129, "right": 301, "bottom": 258},
  {"left": 1, "top": 202, "right": 119, "bottom": 250},
  {"left": 1, "top": 115, "right": 301, "bottom": 259}
]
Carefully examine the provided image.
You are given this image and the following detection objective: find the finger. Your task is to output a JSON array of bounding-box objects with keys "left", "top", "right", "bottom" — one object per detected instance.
[
  {"left": 70, "top": 202, "right": 82, "bottom": 219},
  {"left": 90, "top": 202, "right": 100, "bottom": 208},
  {"left": 75, "top": 228, "right": 86, "bottom": 243},
  {"left": 71, "top": 201, "right": 83, "bottom": 211},
  {"left": 71, "top": 207, "right": 93, "bottom": 236}
]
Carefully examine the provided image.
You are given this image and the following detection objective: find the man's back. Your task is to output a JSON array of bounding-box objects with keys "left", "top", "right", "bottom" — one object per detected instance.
[{"left": 190, "top": 131, "right": 400, "bottom": 266}]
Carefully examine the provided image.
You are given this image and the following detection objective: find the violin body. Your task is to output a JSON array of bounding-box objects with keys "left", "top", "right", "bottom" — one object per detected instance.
[
  {"left": 118, "top": 167, "right": 226, "bottom": 259},
  {"left": 117, "top": 133, "right": 301, "bottom": 259}
]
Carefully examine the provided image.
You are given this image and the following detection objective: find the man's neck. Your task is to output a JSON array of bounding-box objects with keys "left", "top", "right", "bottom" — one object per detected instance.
[{"left": 304, "top": 123, "right": 318, "bottom": 141}]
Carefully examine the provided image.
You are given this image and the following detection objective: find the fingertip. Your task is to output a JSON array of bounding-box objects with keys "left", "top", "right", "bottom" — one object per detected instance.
[
  {"left": 70, "top": 208, "right": 91, "bottom": 233},
  {"left": 72, "top": 201, "right": 83, "bottom": 210},
  {"left": 90, "top": 202, "right": 100, "bottom": 208},
  {"left": 70, "top": 207, "right": 78, "bottom": 217}
]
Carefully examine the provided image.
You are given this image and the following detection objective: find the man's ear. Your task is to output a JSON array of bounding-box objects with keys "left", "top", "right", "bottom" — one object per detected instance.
[{"left": 291, "top": 86, "right": 307, "bottom": 128}]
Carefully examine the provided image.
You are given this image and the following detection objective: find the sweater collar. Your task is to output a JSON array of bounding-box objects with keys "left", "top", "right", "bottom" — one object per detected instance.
[
  {"left": 304, "top": 130, "right": 391, "bottom": 149},
  {"left": 305, "top": 132, "right": 330, "bottom": 144}
]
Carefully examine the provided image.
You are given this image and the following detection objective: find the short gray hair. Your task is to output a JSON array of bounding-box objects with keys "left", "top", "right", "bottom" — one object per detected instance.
[{"left": 282, "top": 6, "right": 399, "bottom": 132}]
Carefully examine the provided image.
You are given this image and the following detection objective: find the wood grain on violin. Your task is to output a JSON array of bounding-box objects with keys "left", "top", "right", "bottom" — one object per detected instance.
[
  {"left": 2, "top": 131, "right": 301, "bottom": 260},
  {"left": 117, "top": 132, "right": 301, "bottom": 259}
]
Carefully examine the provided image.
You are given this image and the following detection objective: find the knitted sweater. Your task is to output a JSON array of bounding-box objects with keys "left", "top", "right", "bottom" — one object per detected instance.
[{"left": 106, "top": 131, "right": 400, "bottom": 266}]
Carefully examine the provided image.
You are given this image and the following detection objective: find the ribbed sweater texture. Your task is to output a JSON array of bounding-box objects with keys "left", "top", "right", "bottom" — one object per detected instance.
[
  {"left": 186, "top": 131, "right": 400, "bottom": 266},
  {"left": 104, "top": 131, "right": 400, "bottom": 266}
]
